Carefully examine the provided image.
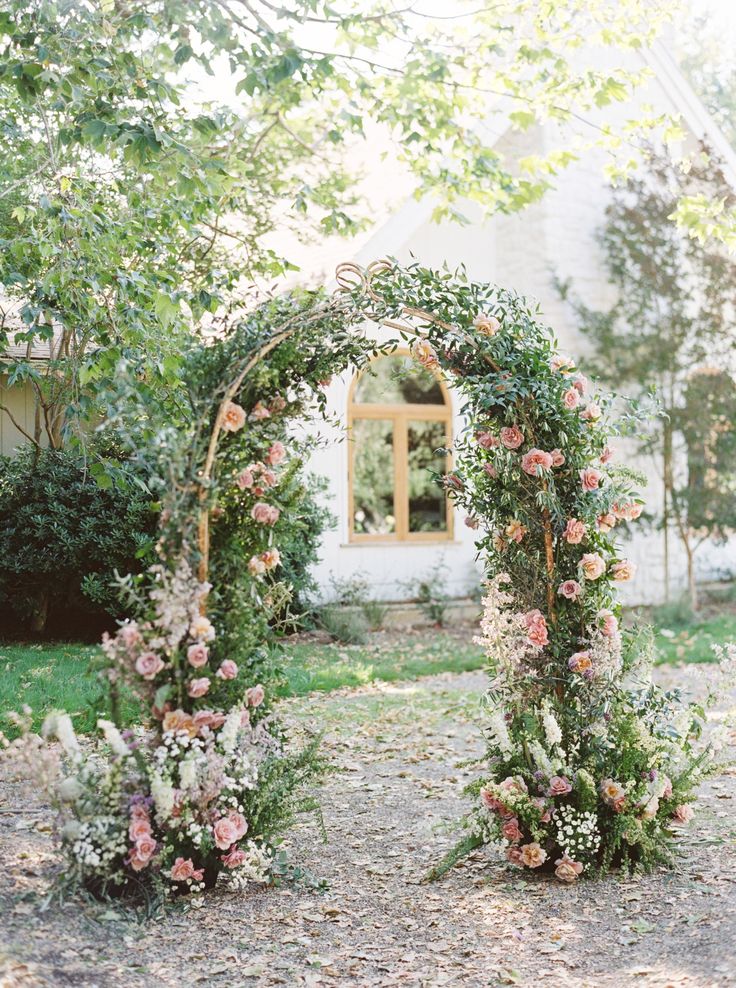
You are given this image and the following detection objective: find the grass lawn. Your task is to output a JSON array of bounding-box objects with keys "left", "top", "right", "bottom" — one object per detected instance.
[{"left": 2, "top": 611, "right": 734, "bottom": 737}]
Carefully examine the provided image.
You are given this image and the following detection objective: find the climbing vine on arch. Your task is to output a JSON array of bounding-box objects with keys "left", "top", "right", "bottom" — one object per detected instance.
[{"left": 3, "top": 262, "right": 726, "bottom": 900}]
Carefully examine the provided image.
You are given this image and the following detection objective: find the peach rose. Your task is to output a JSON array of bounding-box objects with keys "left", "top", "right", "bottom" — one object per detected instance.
[
  {"left": 573, "top": 375, "right": 588, "bottom": 395},
  {"left": 558, "top": 579, "right": 582, "bottom": 601},
  {"left": 162, "top": 709, "right": 197, "bottom": 737},
  {"left": 600, "top": 446, "right": 614, "bottom": 464},
  {"left": 188, "top": 677, "right": 210, "bottom": 698},
  {"left": 568, "top": 650, "right": 592, "bottom": 675},
  {"left": 597, "top": 513, "right": 616, "bottom": 533},
  {"left": 129, "top": 833, "right": 157, "bottom": 871},
  {"left": 473, "top": 312, "right": 500, "bottom": 336},
  {"left": 600, "top": 778, "right": 626, "bottom": 812},
  {"left": 550, "top": 354, "right": 574, "bottom": 374},
  {"left": 563, "top": 387, "right": 580, "bottom": 410},
  {"left": 270, "top": 395, "right": 287, "bottom": 413},
  {"left": 502, "top": 817, "right": 524, "bottom": 843},
  {"left": 672, "top": 803, "right": 694, "bottom": 824},
  {"left": 251, "top": 401, "right": 271, "bottom": 420},
  {"left": 506, "top": 846, "right": 525, "bottom": 866},
  {"left": 505, "top": 519, "right": 526, "bottom": 543},
  {"left": 580, "top": 552, "right": 606, "bottom": 580},
  {"left": 465, "top": 515, "right": 479, "bottom": 530},
  {"left": 411, "top": 338, "right": 439, "bottom": 369},
  {"left": 563, "top": 518, "right": 586, "bottom": 544},
  {"left": 216, "top": 659, "right": 238, "bottom": 680},
  {"left": 581, "top": 401, "right": 601, "bottom": 422},
  {"left": 222, "top": 401, "right": 246, "bottom": 432},
  {"left": 261, "top": 548, "right": 280, "bottom": 570},
  {"left": 246, "top": 684, "right": 265, "bottom": 707},
  {"left": 189, "top": 615, "right": 215, "bottom": 641},
  {"left": 251, "top": 502, "right": 280, "bottom": 525},
  {"left": 550, "top": 448, "right": 565, "bottom": 467},
  {"left": 555, "top": 854, "right": 583, "bottom": 883},
  {"left": 227, "top": 810, "right": 248, "bottom": 842},
  {"left": 580, "top": 467, "right": 603, "bottom": 492},
  {"left": 520, "top": 842, "right": 547, "bottom": 868},
  {"left": 266, "top": 441, "right": 286, "bottom": 465},
  {"left": 500, "top": 425, "right": 524, "bottom": 449},
  {"left": 521, "top": 448, "right": 553, "bottom": 476},
  {"left": 611, "top": 560, "right": 637, "bottom": 582},
  {"left": 248, "top": 555, "right": 266, "bottom": 577},
  {"left": 135, "top": 651, "right": 164, "bottom": 681},
  {"left": 187, "top": 643, "right": 209, "bottom": 669}
]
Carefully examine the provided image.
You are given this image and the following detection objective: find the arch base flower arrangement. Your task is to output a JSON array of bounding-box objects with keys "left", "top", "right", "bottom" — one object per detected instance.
[{"left": 2, "top": 260, "right": 730, "bottom": 901}]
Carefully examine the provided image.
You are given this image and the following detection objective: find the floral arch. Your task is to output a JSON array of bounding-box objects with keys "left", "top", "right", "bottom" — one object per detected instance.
[{"left": 9, "top": 260, "right": 715, "bottom": 898}]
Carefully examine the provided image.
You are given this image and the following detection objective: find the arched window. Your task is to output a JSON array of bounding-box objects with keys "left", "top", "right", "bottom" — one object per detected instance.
[{"left": 348, "top": 351, "right": 453, "bottom": 542}]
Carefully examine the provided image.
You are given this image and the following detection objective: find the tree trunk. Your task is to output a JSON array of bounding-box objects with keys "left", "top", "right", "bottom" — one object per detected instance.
[
  {"left": 684, "top": 538, "right": 698, "bottom": 612},
  {"left": 662, "top": 437, "right": 670, "bottom": 602}
]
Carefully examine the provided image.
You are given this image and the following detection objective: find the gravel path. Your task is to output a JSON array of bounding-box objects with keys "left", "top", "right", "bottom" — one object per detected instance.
[{"left": 1, "top": 666, "right": 735, "bottom": 988}]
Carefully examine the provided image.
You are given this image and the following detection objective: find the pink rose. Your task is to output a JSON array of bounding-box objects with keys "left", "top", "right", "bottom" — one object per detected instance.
[
  {"left": 119, "top": 623, "right": 141, "bottom": 649},
  {"left": 521, "top": 448, "right": 554, "bottom": 476},
  {"left": 188, "top": 677, "right": 210, "bottom": 698},
  {"left": 222, "top": 847, "right": 247, "bottom": 868},
  {"left": 558, "top": 579, "right": 582, "bottom": 601},
  {"left": 465, "top": 515, "right": 479, "bottom": 530},
  {"left": 226, "top": 810, "right": 248, "bottom": 842},
  {"left": 548, "top": 776, "right": 573, "bottom": 797},
  {"left": 216, "top": 659, "right": 238, "bottom": 680},
  {"left": 483, "top": 463, "right": 498, "bottom": 479},
  {"left": 611, "top": 560, "right": 637, "bottom": 582},
  {"left": 187, "top": 643, "right": 209, "bottom": 668},
  {"left": 476, "top": 430, "right": 499, "bottom": 449},
  {"left": 171, "top": 857, "right": 198, "bottom": 882},
  {"left": 135, "top": 651, "right": 164, "bottom": 681},
  {"left": 251, "top": 401, "right": 271, "bottom": 420},
  {"left": 581, "top": 402, "right": 601, "bottom": 422},
  {"left": 236, "top": 468, "right": 255, "bottom": 490},
  {"left": 524, "top": 609, "right": 549, "bottom": 647},
  {"left": 563, "top": 518, "right": 586, "bottom": 544},
  {"left": 480, "top": 788, "right": 504, "bottom": 813},
  {"left": 129, "top": 817, "right": 151, "bottom": 842},
  {"left": 506, "top": 846, "right": 525, "bottom": 866},
  {"left": 270, "top": 395, "right": 287, "bottom": 413},
  {"left": 598, "top": 609, "right": 619, "bottom": 637},
  {"left": 661, "top": 776, "right": 673, "bottom": 799},
  {"left": 580, "top": 467, "right": 603, "bottom": 492},
  {"left": 222, "top": 401, "right": 246, "bottom": 432},
  {"left": 129, "top": 833, "right": 157, "bottom": 871},
  {"left": 532, "top": 797, "right": 553, "bottom": 824},
  {"left": 672, "top": 804, "right": 694, "bottom": 824},
  {"left": 500, "top": 425, "right": 524, "bottom": 449},
  {"left": 597, "top": 513, "right": 616, "bottom": 533},
  {"left": 580, "top": 552, "right": 606, "bottom": 580},
  {"left": 246, "top": 684, "right": 265, "bottom": 707},
  {"left": 251, "top": 502, "right": 280, "bottom": 525},
  {"left": 600, "top": 446, "right": 614, "bottom": 464},
  {"left": 555, "top": 854, "right": 583, "bottom": 883},
  {"left": 573, "top": 375, "right": 588, "bottom": 395},
  {"left": 266, "top": 441, "right": 286, "bottom": 465},
  {"left": 259, "top": 468, "right": 277, "bottom": 488},
  {"left": 445, "top": 473, "right": 464, "bottom": 491},
  {"left": 550, "top": 448, "right": 565, "bottom": 467},
  {"left": 213, "top": 817, "right": 239, "bottom": 850},
  {"left": 502, "top": 817, "right": 524, "bottom": 843},
  {"left": 568, "top": 650, "right": 592, "bottom": 675},
  {"left": 563, "top": 387, "right": 580, "bottom": 410},
  {"left": 192, "top": 709, "right": 218, "bottom": 730}
]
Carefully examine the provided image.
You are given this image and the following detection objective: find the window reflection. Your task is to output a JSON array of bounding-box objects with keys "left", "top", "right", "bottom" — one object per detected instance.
[
  {"left": 352, "top": 419, "right": 396, "bottom": 535},
  {"left": 408, "top": 420, "right": 448, "bottom": 533}
]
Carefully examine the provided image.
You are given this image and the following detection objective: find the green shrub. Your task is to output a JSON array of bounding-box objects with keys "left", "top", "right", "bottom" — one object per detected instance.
[
  {"left": 652, "top": 596, "right": 696, "bottom": 630},
  {"left": 0, "top": 442, "right": 157, "bottom": 634},
  {"left": 319, "top": 605, "right": 370, "bottom": 644},
  {"left": 362, "top": 599, "right": 389, "bottom": 631}
]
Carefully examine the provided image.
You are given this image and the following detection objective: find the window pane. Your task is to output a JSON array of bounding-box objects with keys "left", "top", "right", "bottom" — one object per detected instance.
[
  {"left": 408, "top": 420, "right": 448, "bottom": 533},
  {"left": 354, "top": 354, "right": 444, "bottom": 405},
  {"left": 352, "top": 418, "right": 395, "bottom": 535}
]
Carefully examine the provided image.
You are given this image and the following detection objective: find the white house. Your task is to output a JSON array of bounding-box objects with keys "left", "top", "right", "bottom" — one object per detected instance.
[{"left": 303, "top": 40, "right": 736, "bottom": 608}]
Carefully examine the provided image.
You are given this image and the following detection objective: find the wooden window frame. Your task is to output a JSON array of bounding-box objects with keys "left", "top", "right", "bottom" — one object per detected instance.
[{"left": 347, "top": 349, "right": 454, "bottom": 544}]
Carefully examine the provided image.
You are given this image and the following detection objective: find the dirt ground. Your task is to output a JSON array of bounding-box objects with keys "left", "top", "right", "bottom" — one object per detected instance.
[{"left": 1, "top": 665, "right": 735, "bottom": 988}]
